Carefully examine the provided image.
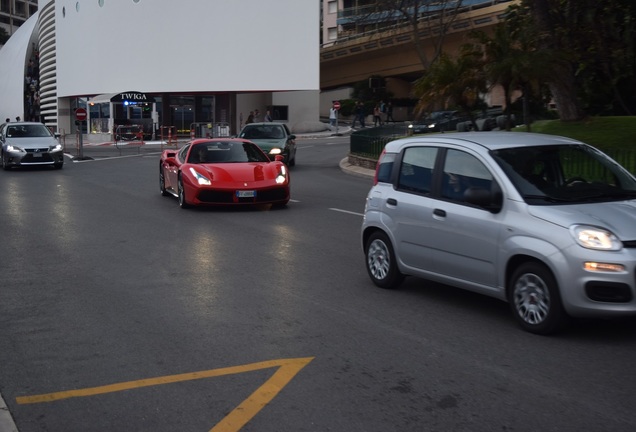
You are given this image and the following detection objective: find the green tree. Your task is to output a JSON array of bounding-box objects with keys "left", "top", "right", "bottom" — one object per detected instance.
[
  {"left": 468, "top": 7, "right": 552, "bottom": 130},
  {"left": 519, "top": 0, "right": 636, "bottom": 119},
  {"left": 412, "top": 49, "right": 487, "bottom": 128}
]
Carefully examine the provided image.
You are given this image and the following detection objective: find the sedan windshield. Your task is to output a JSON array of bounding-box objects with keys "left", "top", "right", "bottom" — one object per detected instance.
[
  {"left": 6, "top": 124, "right": 53, "bottom": 138},
  {"left": 491, "top": 144, "right": 636, "bottom": 204},
  {"left": 188, "top": 141, "right": 270, "bottom": 164},
  {"left": 240, "top": 125, "right": 285, "bottom": 140}
]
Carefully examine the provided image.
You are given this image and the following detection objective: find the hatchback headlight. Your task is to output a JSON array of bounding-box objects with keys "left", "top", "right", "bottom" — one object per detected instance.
[
  {"left": 570, "top": 225, "right": 622, "bottom": 251},
  {"left": 50, "top": 143, "right": 63, "bottom": 151},
  {"left": 269, "top": 148, "right": 282, "bottom": 155}
]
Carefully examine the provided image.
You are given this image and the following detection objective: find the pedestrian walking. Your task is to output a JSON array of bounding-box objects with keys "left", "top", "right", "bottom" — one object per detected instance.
[
  {"left": 373, "top": 104, "right": 383, "bottom": 127},
  {"left": 329, "top": 106, "right": 337, "bottom": 127},
  {"left": 352, "top": 102, "right": 366, "bottom": 128},
  {"left": 386, "top": 102, "right": 394, "bottom": 123}
]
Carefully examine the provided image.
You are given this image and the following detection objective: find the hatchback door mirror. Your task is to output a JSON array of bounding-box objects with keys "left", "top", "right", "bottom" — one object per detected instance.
[{"left": 465, "top": 187, "right": 503, "bottom": 213}]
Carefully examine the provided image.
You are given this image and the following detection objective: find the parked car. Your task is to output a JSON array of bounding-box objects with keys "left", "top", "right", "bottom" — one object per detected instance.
[
  {"left": 238, "top": 122, "right": 297, "bottom": 166},
  {"left": 159, "top": 138, "right": 290, "bottom": 208},
  {"left": 0, "top": 122, "right": 64, "bottom": 170},
  {"left": 361, "top": 132, "right": 636, "bottom": 334}
]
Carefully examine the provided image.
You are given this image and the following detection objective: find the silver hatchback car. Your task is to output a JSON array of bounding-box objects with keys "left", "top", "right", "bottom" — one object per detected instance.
[{"left": 361, "top": 132, "right": 636, "bottom": 334}]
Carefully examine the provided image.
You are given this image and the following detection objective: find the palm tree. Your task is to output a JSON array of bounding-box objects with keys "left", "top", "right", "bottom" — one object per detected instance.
[{"left": 413, "top": 50, "right": 486, "bottom": 130}]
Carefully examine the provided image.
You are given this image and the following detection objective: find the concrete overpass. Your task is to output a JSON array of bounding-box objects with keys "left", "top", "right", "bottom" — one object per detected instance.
[{"left": 320, "top": 1, "right": 513, "bottom": 98}]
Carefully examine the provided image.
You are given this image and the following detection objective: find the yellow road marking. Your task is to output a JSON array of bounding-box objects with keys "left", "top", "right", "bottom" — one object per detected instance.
[{"left": 17, "top": 357, "right": 314, "bottom": 432}]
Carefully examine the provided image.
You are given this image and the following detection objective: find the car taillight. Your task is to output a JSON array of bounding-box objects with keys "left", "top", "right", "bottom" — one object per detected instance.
[{"left": 373, "top": 149, "right": 386, "bottom": 185}]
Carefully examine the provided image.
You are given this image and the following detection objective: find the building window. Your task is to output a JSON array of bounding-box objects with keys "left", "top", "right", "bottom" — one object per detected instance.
[
  {"left": 328, "top": 27, "right": 337, "bottom": 41},
  {"left": 328, "top": 1, "right": 337, "bottom": 14}
]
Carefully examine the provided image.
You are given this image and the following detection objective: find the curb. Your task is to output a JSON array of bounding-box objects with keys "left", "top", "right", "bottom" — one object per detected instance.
[{"left": 0, "top": 393, "right": 18, "bottom": 432}]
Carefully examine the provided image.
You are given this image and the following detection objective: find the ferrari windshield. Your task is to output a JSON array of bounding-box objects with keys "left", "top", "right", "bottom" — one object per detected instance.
[
  {"left": 6, "top": 124, "right": 53, "bottom": 138},
  {"left": 188, "top": 141, "right": 270, "bottom": 164},
  {"left": 491, "top": 144, "right": 636, "bottom": 204}
]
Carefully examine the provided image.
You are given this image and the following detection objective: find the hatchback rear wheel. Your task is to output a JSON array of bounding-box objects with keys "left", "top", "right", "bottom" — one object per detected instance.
[
  {"left": 365, "top": 231, "right": 404, "bottom": 289},
  {"left": 508, "top": 262, "right": 566, "bottom": 335}
]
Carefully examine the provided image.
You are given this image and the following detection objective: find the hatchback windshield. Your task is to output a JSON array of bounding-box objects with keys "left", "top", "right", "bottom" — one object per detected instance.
[{"left": 491, "top": 144, "right": 636, "bottom": 204}]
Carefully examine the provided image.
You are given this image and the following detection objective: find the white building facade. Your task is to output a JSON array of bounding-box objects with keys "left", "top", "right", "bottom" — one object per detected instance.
[{"left": 0, "top": 0, "right": 320, "bottom": 137}]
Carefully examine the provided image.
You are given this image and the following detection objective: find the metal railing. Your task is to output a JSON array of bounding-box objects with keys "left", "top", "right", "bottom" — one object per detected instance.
[{"left": 349, "top": 129, "right": 636, "bottom": 175}]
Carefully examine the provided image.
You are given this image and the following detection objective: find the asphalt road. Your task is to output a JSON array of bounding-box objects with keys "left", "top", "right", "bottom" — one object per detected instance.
[{"left": 1, "top": 137, "right": 635, "bottom": 432}]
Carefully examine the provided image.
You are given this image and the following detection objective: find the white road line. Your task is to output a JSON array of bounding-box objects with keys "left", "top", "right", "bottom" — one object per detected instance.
[{"left": 329, "top": 208, "right": 364, "bottom": 217}]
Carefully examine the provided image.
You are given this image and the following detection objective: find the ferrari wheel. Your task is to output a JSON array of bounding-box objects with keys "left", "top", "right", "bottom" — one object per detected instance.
[
  {"left": 178, "top": 176, "right": 191, "bottom": 209},
  {"left": 159, "top": 165, "right": 168, "bottom": 196}
]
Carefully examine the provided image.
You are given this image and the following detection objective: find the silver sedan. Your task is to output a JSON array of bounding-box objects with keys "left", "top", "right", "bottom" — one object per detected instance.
[{"left": 0, "top": 122, "right": 64, "bottom": 170}]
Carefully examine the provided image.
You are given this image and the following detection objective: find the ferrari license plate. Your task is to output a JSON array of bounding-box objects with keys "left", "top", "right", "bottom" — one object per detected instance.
[{"left": 236, "top": 190, "right": 256, "bottom": 198}]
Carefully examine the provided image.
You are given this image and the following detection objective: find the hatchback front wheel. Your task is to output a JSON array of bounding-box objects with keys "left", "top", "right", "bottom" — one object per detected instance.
[{"left": 508, "top": 262, "right": 566, "bottom": 334}]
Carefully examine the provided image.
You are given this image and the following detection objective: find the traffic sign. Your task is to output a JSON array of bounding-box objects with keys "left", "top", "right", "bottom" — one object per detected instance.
[
  {"left": 333, "top": 101, "right": 341, "bottom": 110},
  {"left": 75, "top": 108, "right": 88, "bottom": 122}
]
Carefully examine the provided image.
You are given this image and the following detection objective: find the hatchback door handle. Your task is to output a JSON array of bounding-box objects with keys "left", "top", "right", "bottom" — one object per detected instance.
[
  {"left": 433, "top": 208, "right": 446, "bottom": 217},
  {"left": 387, "top": 198, "right": 398, "bottom": 206}
]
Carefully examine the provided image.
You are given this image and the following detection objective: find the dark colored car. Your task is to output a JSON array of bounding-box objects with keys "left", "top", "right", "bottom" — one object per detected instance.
[
  {"left": 238, "top": 122, "right": 297, "bottom": 166},
  {"left": 408, "top": 111, "right": 464, "bottom": 134}
]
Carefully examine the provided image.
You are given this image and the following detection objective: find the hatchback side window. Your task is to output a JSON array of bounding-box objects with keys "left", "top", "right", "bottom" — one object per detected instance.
[
  {"left": 442, "top": 149, "right": 494, "bottom": 202},
  {"left": 397, "top": 146, "right": 437, "bottom": 194}
]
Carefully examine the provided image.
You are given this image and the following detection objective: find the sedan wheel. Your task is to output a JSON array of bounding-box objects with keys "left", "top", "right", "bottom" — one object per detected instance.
[
  {"left": 178, "top": 176, "right": 191, "bottom": 209},
  {"left": 365, "top": 231, "right": 404, "bottom": 289},
  {"left": 508, "top": 262, "right": 566, "bottom": 335}
]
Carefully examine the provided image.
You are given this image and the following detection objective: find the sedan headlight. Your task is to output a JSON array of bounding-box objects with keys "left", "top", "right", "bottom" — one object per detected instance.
[
  {"left": 6, "top": 145, "right": 25, "bottom": 152},
  {"left": 189, "top": 167, "right": 211, "bottom": 185},
  {"left": 269, "top": 148, "right": 282, "bottom": 155},
  {"left": 570, "top": 225, "right": 622, "bottom": 251},
  {"left": 427, "top": 123, "right": 436, "bottom": 129}
]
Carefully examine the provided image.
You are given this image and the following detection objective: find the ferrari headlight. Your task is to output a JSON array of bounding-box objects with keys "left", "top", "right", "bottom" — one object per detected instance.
[
  {"left": 269, "top": 148, "right": 282, "bottom": 155},
  {"left": 570, "top": 225, "right": 622, "bottom": 251},
  {"left": 189, "top": 167, "right": 211, "bottom": 185},
  {"left": 275, "top": 165, "right": 287, "bottom": 184}
]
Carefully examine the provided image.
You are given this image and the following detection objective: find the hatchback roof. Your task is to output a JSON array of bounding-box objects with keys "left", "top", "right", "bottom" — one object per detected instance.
[{"left": 385, "top": 132, "right": 584, "bottom": 153}]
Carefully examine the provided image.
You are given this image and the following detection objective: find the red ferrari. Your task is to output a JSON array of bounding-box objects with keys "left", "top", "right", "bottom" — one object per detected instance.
[{"left": 159, "top": 138, "right": 290, "bottom": 208}]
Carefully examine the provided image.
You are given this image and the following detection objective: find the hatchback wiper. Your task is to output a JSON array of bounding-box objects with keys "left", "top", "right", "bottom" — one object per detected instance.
[{"left": 521, "top": 194, "right": 574, "bottom": 203}]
